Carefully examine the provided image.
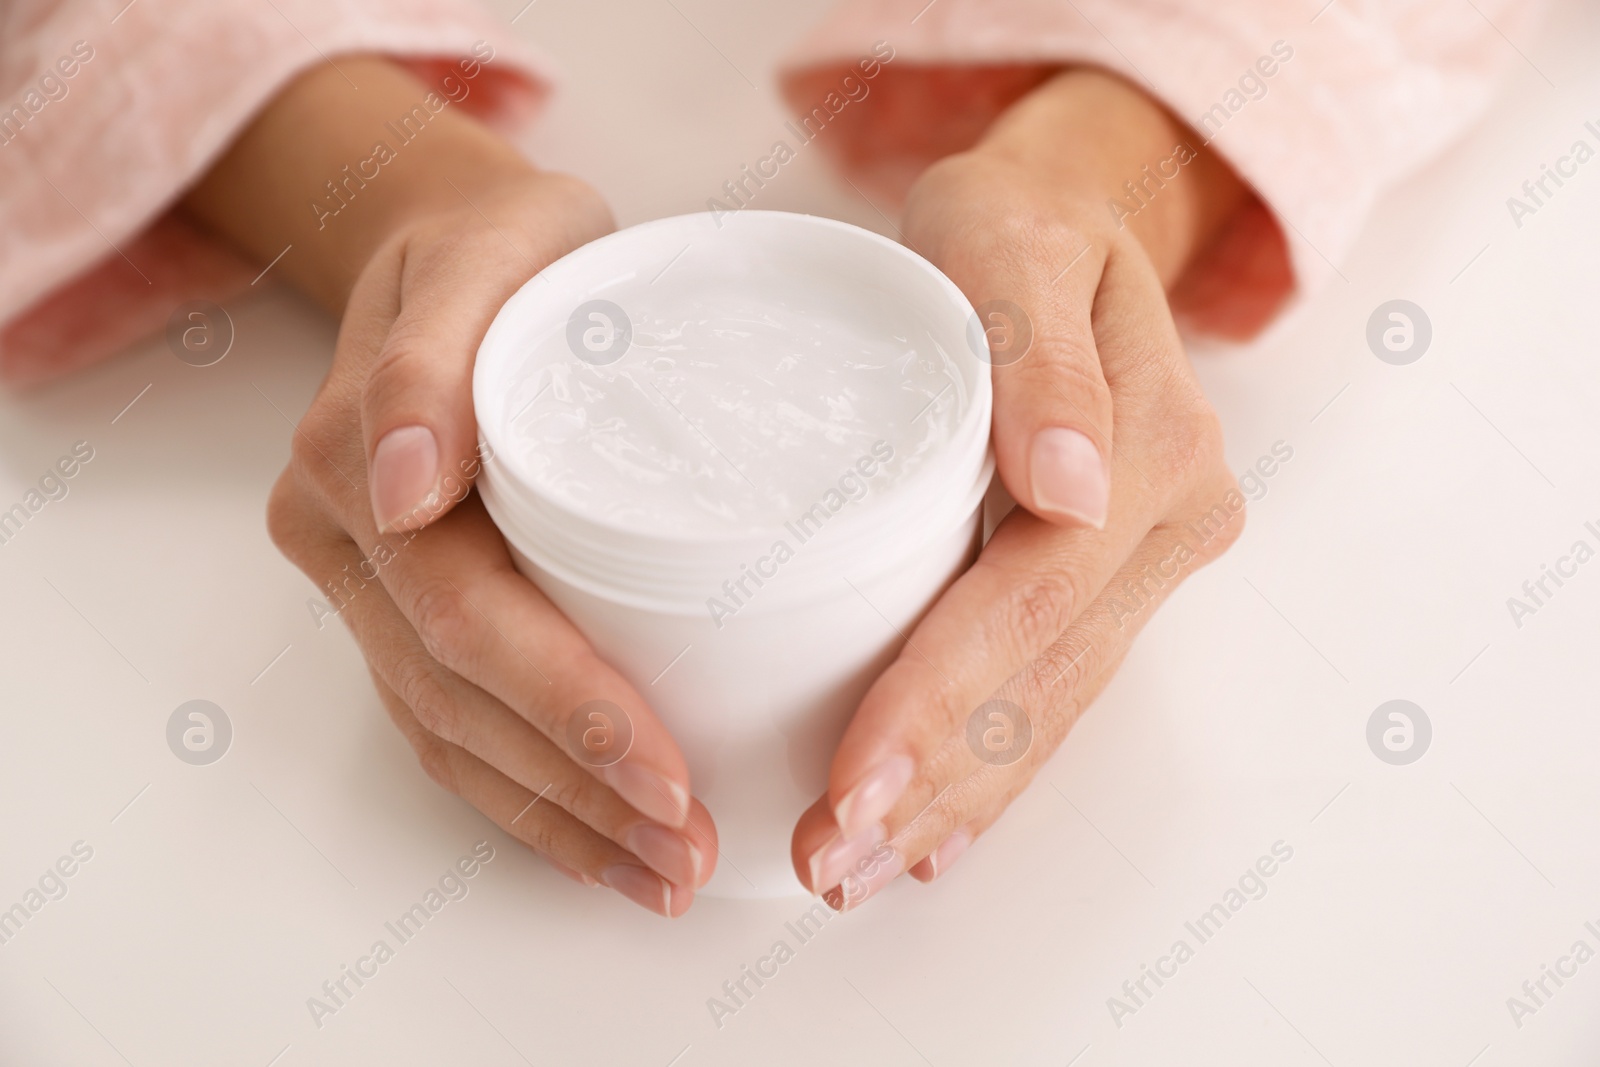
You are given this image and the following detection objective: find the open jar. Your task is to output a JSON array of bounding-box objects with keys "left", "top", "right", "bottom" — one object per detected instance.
[{"left": 474, "top": 210, "right": 992, "bottom": 897}]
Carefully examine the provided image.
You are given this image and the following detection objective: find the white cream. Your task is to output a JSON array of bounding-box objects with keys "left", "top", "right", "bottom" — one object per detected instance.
[{"left": 502, "top": 268, "right": 967, "bottom": 538}]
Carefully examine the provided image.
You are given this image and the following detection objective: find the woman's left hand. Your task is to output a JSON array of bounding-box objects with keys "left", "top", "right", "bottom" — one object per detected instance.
[{"left": 792, "top": 69, "right": 1256, "bottom": 907}]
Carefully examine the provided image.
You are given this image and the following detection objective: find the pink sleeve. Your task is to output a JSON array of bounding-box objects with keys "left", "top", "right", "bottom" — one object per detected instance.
[
  {"left": 778, "top": 0, "right": 1544, "bottom": 338},
  {"left": 0, "top": 0, "right": 553, "bottom": 385}
]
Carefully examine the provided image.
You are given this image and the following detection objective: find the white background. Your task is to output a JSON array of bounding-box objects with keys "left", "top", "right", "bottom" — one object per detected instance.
[{"left": 2, "top": 0, "right": 1598, "bottom": 1064}]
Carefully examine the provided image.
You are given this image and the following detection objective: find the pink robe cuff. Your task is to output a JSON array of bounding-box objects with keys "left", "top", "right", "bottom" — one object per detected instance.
[
  {"left": 777, "top": 0, "right": 1542, "bottom": 338},
  {"left": 0, "top": 0, "right": 552, "bottom": 385}
]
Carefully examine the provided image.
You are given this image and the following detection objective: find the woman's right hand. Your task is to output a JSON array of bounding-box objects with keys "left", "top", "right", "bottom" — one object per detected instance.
[{"left": 265, "top": 173, "right": 716, "bottom": 917}]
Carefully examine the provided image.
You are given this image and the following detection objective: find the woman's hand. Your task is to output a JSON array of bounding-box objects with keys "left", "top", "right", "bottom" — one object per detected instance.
[
  {"left": 794, "top": 70, "right": 1253, "bottom": 907},
  {"left": 184, "top": 59, "right": 716, "bottom": 916}
]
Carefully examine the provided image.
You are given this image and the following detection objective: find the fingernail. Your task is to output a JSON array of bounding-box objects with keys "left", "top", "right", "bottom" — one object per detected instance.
[
  {"left": 371, "top": 425, "right": 440, "bottom": 532},
  {"left": 1029, "top": 427, "right": 1108, "bottom": 528},
  {"left": 834, "top": 755, "right": 914, "bottom": 839},
  {"left": 547, "top": 858, "right": 599, "bottom": 887},
  {"left": 668, "top": 883, "right": 694, "bottom": 918},
  {"left": 807, "top": 822, "right": 886, "bottom": 894},
  {"left": 909, "top": 829, "right": 972, "bottom": 883},
  {"left": 601, "top": 864, "right": 671, "bottom": 916},
  {"left": 825, "top": 844, "right": 904, "bottom": 912},
  {"left": 625, "top": 823, "right": 702, "bottom": 887},
  {"left": 604, "top": 762, "right": 690, "bottom": 828}
]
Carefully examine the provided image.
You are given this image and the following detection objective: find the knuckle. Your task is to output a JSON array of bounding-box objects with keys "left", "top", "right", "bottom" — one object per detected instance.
[
  {"left": 264, "top": 468, "right": 354, "bottom": 583},
  {"left": 1185, "top": 476, "right": 1248, "bottom": 562},
  {"left": 539, "top": 775, "right": 587, "bottom": 818},
  {"left": 410, "top": 579, "right": 477, "bottom": 676},
  {"left": 397, "top": 655, "right": 463, "bottom": 746},
  {"left": 999, "top": 571, "right": 1088, "bottom": 654},
  {"left": 1208, "top": 505, "right": 1247, "bottom": 558},
  {"left": 288, "top": 399, "right": 351, "bottom": 498},
  {"left": 265, "top": 469, "right": 306, "bottom": 559},
  {"left": 1154, "top": 386, "right": 1227, "bottom": 488},
  {"left": 539, "top": 173, "right": 615, "bottom": 242},
  {"left": 903, "top": 152, "right": 990, "bottom": 232},
  {"left": 360, "top": 336, "right": 424, "bottom": 423},
  {"left": 982, "top": 204, "right": 1051, "bottom": 252},
  {"left": 906, "top": 158, "right": 1088, "bottom": 275},
  {"left": 515, "top": 816, "right": 561, "bottom": 858},
  {"left": 411, "top": 734, "right": 459, "bottom": 794},
  {"left": 492, "top": 791, "right": 563, "bottom": 853},
  {"left": 981, "top": 206, "right": 1085, "bottom": 277},
  {"left": 1020, "top": 336, "right": 1105, "bottom": 402},
  {"left": 1032, "top": 637, "right": 1096, "bottom": 700}
]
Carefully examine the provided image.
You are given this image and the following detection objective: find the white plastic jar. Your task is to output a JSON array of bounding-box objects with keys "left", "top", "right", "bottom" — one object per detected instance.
[{"left": 474, "top": 211, "right": 992, "bottom": 897}]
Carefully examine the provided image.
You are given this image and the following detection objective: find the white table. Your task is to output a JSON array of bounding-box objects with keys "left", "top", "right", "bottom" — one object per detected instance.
[{"left": 4, "top": 1, "right": 1599, "bottom": 1063}]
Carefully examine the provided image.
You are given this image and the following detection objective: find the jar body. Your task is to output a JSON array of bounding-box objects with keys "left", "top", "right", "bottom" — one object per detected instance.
[
  {"left": 499, "top": 494, "right": 984, "bottom": 897},
  {"left": 472, "top": 209, "right": 995, "bottom": 898}
]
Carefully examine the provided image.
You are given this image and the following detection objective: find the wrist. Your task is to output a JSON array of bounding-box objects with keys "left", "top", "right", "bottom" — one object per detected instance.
[
  {"left": 183, "top": 57, "right": 539, "bottom": 312},
  {"left": 971, "top": 68, "right": 1248, "bottom": 284}
]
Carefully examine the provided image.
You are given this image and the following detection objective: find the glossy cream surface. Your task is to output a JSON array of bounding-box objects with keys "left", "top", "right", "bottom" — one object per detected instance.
[{"left": 500, "top": 271, "right": 966, "bottom": 538}]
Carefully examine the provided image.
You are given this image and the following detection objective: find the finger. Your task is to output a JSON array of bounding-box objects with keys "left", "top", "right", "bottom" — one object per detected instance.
[
  {"left": 358, "top": 182, "right": 611, "bottom": 534},
  {"left": 795, "top": 710, "right": 1033, "bottom": 898},
  {"left": 272, "top": 471, "right": 697, "bottom": 839},
  {"left": 894, "top": 642, "right": 1115, "bottom": 888},
  {"left": 821, "top": 246, "right": 1221, "bottom": 844},
  {"left": 358, "top": 228, "right": 527, "bottom": 535},
  {"left": 906, "top": 822, "right": 977, "bottom": 884},
  {"left": 370, "top": 493, "right": 697, "bottom": 830},
  {"left": 276, "top": 476, "right": 712, "bottom": 886},
  {"left": 941, "top": 214, "right": 1116, "bottom": 529},
  {"left": 799, "top": 513, "right": 1218, "bottom": 909},
  {"left": 375, "top": 649, "right": 711, "bottom": 889},
  {"left": 305, "top": 214, "right": 700, "bottom": 832},
  {"left": 368, "top": 671, "right": 700, "bottom": 917},
  {"left": 284, "top": 393, "right": 700, "bottom": 832},
  {"left": 793, "top": 708, "right": 1045, "bottom": 905}
]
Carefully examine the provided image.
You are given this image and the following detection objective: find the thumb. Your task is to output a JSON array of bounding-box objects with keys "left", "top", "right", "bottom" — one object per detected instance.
[
  {"left": 964, "top": 240, "right": 1114, "bottom": 529},
  {"left": 361, "top": 238, "right": 524, "bottom": 535}
]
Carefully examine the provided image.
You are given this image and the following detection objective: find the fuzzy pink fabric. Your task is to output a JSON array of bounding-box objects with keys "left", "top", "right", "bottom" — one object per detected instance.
[
  {"left": 0, "top": 0, "right": 1543, "bottom": 383},
  {"left": 0, "top": 0, "right": 552, "bottom": 385},
  {"left": 776, "top": 0, "right": 1543, "bottom": 337}
]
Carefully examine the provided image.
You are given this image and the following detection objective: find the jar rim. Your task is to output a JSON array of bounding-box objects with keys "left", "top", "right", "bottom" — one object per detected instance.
[{"left": 473, "top": 210, "right": 994, "bottom": 608}]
